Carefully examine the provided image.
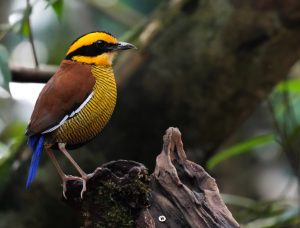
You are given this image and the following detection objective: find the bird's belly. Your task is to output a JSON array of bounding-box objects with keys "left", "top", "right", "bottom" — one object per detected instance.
[{"left": 54, "top": 66, "right": 116, "bottom": 145}]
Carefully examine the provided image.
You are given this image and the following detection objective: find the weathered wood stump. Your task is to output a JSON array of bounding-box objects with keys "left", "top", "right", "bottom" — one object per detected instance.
[{"left": 64, "top": 127, "right": 239, "bottom": 228}]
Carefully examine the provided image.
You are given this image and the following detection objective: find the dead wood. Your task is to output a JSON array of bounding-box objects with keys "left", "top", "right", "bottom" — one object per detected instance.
[{"left": 64, "top": 127, "right": 239, "bottom": 228}]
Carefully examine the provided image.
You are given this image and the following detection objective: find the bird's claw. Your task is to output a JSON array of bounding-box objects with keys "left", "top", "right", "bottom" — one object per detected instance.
[
  {"left": 80, "top": 177, "right": 87, "bottom": 199},
  {"left": 62, "top": 181, "right": 67, "bottom": 199},
  {"left": 61, "top": 168, "right": 102, "bottom": 199},
  {"left": 62, "top": 175, "right": 88, "bottom": 199}
]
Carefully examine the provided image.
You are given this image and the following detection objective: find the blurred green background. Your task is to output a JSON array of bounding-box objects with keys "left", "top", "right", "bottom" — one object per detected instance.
[{"left": 0, "top": 0, "right": 299, "bottom": 227}]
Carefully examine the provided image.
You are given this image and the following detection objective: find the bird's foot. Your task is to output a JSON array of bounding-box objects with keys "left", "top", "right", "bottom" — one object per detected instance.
[
  {"left": 62, "top": 168, "right": 103, "bottom": 199},
  {"left": 62, "top": 174, "right": 89, "bottom": 199}
]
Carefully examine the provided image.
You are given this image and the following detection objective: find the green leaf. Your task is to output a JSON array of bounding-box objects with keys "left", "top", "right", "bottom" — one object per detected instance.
[
  {"left": 222, "top": 194, "right": 257, "bottom": 209},
  {"left": 243, "top": 207, "right": 300, "bottom": 228},
  {"left": 20, "top": 18, "right": 30, "bottom": 37},
  {"left": 52, "top": 0, "right": 64, "bottom": 19},
  {"left": 206, "top": 134, "right": 276, "bottom": 170},
  {"left": 0, "top": 23, "right": 12, "bottom": 41},
  {"left": 0, "top": 121, "right": 26, "bottom": 193},
  {"left": 19, "top": 3, "right": 32, "bottom": 37},
  {"left": 0, "top": 45, "right": 11, "bottom": 92},
  {"left": 275, "top": 79, "right": 300, "bottom": 93},
  {"left": 46, "top": 0, "right": 64, "bottom": 19}
]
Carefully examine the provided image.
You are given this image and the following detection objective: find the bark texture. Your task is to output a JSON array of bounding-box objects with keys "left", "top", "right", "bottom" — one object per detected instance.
[{"left": 65, "top": 127, "right": 239, "bottom": 228}]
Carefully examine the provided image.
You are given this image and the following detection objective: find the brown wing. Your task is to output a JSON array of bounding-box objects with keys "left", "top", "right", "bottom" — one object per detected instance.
[{"left": 26, "top": 60, "right": 95, "bottom": 136}]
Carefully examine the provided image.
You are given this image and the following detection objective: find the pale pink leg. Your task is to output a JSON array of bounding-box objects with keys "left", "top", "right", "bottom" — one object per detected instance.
[
  {"left": 58, "top": 143, "right": 89, "bottom": 198},
  {"left": 46, "top": 148, "right": 81, "bottom": 199}
]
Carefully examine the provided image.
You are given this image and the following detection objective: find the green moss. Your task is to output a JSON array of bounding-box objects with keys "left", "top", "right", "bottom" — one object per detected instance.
[{"left": 80, "top": 170, "right": 150, "bottom": 227}]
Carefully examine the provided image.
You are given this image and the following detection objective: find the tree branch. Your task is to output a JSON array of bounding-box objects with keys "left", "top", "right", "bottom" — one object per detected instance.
[
  {"left": 11, "top": 65, "right": 56, "bottom": 83},
  {"left": 64, "top": 127, "right": 239, "bottom": 228}
]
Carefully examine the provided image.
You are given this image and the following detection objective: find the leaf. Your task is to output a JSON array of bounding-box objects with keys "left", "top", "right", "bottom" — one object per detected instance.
[
  {"left": 206, "top": 134, "right": 275, "bottom": 170},
  {"left": 46, "top": 0, "right": 64, "bottom": 19},
  {"left": 0, "top": 45, "right": 11, "bottom": 92},
  {"left": 0, "top": 121, "right": 26, "bottom": 193},
  {"left": 270, "top": 82, "right": 300, "bottom": 136},
  {"left": 19, "top": 3, "right": 32, "bottom": 37},
  {"left": 243, "top": 207, "right": 300, "bottom": 228},
  {"left": 224, "top": 194, "right": 300, "bottom": 227},
  {"left": 0, "top": 23, "right": 12, "bottom": 41},
  {"left": 221, "top": 194, "right": 256, "bottom": 209},
  {"left": 20, "top": 18, "right": 30, "bottom": 37},
  {"left": 52, "top": 0, "right": 64, "bottom": 19},
  {"left": 275, "top": 79, "right": 300, "bottom": 93}
]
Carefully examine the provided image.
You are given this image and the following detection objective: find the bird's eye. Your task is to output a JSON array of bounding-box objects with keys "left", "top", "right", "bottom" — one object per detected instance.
[{"left": 95, "top": 40, "right": 104, "bottom": 47}]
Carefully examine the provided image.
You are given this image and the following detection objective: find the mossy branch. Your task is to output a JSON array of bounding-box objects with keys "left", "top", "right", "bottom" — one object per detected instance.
[{"left": 64, "top": 127, "right": 239, "bottom": 228}]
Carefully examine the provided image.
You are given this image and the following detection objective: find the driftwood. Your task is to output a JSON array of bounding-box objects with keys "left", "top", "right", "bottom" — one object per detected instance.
[{"left": 64, "top": 127, "right": 239, "bottom": 228}]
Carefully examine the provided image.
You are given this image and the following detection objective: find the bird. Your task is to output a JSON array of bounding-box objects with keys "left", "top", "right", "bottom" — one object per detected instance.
[{"left": 25, "top": 31, "right": 136, "bottom": 198}]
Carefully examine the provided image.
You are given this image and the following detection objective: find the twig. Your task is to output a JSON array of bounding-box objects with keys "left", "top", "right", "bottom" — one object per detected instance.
[
  {"left": 26, "top": 0, "right": 39, "bottom": 68},
  {"left": 11, "top": 65, "right": 56, "bottom": 83}
]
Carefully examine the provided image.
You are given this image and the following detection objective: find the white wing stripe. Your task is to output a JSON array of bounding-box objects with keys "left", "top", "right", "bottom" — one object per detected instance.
[
  {"left": 69, "top": 92, "right": 94, "bottom": 117},
  {"left": 41, "top": 92, "right": 94, "bottom": 134}
]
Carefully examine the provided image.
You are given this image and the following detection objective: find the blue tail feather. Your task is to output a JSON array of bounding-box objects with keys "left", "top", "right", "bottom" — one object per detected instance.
[{"left": 26, "top": 135, "right": 44, "bottom": 188}]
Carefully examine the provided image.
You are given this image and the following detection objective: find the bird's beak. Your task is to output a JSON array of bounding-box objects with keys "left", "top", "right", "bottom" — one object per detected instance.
[{"left": 114, "top": 41, "right": 136, "bottom": 51}]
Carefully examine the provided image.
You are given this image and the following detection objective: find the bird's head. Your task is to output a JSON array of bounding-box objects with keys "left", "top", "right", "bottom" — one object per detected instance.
[{"left": 65, "top": 31, "right": 136, "bottom": 66}]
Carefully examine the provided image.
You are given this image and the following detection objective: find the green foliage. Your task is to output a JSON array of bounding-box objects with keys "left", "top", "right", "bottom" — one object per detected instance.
[
  {"left": 223, "top": 194, "right": 300, "bottom": 227},
  {"left": 208, "top": 78, "right": 300, "bottom": 227},
  {"left": 0, "top": 45, "right": 11, "bottom": 92},
  {"left": 0, "top": 121, "right": 26, "bottom": 192},
  {"left": 0, "top": 24, "right": 11, "bottom": 41},
  {"left": 0, "top": 3, "right": 32, "bottom": 39},
  {"left": 20, "top": 18, "right": 30, "bottom": 37},
  {"left": 275, "top": 79, "right": 300, "bottom": 93},
  {"left": 244, "top": 207, "right": 300, "bottom": 228},
  {"left": 20, "top": 3, "right": 32, "bottom": 37},
  {"left": 206, "top": 134, "right": 275, "bottom": 170},
  {"left": 46, "top": 0, "right": 64, "bottom": 19},
  {"left": 207, "top": 79, "right": 300, "bottom": 170},
  {"left": 271, "top": 80, "right": 300, "bottom": 134}
]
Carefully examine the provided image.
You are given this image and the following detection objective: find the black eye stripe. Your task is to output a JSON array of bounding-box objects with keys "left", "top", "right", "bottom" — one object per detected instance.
[
  {"left": 65, "top": 41, "right": 116, "bottom": 60},
  {"left": 94, "top": 40, "right": 110, "bottom": 49}
]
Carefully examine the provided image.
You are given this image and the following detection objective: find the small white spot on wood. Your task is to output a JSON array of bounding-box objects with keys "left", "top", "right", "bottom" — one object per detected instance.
[{"left": 158, "top": 215, "right": 166, "bottom": 222}]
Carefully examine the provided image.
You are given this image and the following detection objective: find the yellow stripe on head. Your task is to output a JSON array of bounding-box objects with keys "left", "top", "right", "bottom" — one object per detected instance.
[{"left": 67, "top": 31, "right": 118, "bottom": 56}]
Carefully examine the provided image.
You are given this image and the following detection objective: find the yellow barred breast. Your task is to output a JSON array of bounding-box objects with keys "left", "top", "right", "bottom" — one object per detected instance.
[{"left": 54, "top": 65, "right": 117, "bottom": 145}]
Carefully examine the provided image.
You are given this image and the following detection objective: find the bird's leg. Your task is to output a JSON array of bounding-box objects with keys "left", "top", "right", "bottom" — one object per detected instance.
[
  {"left": 58, "top": 143, "right": 89, "bottom": 198},
  {"left": 46, "top": 148, "right": 82, "bottom": 199},
  {"left": 58, "top": 143, "right": 87, "bottom": 177}
]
